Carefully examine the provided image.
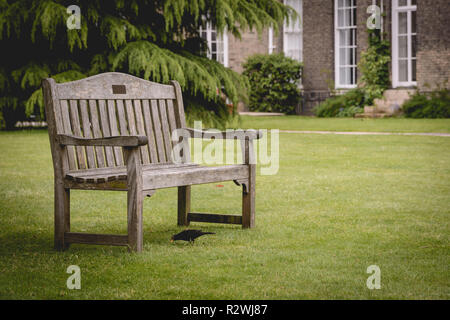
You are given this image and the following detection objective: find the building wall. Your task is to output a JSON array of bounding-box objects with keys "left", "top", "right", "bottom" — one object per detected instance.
[
  {"left": 226, "top": 0, "right": 450, "bottom": 114},
  {"left": 416, "top": 0, "right": 450, "bottom": 90},
  {"left": 301, "top": 0, "right": 334, "bottom": 114},
  {"left": 227, "top": 28, "right": 270, "bottom": 74}
]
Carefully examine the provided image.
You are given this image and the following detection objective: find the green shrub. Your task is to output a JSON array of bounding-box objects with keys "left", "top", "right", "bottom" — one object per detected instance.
[
  {"left": 358, "top": 29, "right": 391, "bottom": 102},
  {"left": 243, "top": 53, "right": 302, "bottom": 114},
  {"left": 403, "top": 87, "right": 450, "bottom": 118},
  {"left": 314, "top": 88, "right": 367, "bottom": 117},
  {"left": 336, "top": 106, "right": 364, "bottom": 118}
]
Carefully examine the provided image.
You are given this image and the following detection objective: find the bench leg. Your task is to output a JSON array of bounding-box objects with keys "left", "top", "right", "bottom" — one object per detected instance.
[
  {"left": 127, "top": 184, "right": 143, "bottom": 252},
  {"left": 54, "top": 185, "right": 70, "bottom": 251},
  {"left": 125, "top": 148, "right": 144, "bottom": 253},
  {"left": 178, "top": 186, "right": 191, "bottom": 226},
  {"left": 242, "top": 164, "right": 256, "bottom": 229}
]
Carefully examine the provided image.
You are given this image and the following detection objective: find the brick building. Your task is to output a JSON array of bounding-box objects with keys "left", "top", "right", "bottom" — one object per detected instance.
[{"left": 203, "top": 0, "right": 450, "bottom": 114}]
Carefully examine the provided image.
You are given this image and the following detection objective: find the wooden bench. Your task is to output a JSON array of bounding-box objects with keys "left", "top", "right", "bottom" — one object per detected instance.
[{"left": 43, "top": 72, "right": 261, "bottom": 252}]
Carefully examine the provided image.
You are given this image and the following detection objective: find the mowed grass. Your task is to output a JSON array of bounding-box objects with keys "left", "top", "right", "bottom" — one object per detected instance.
[
  {"left": 240, "top": 115, "right": 450, "bottom": 133},
  {"left": 0, "top": 127, "right": 449, "bottom": 299}
]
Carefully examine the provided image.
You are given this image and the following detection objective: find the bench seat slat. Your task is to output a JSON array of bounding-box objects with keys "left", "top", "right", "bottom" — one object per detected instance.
[{"left": 64, "top": 164, "right": 248, "bottom": 190}]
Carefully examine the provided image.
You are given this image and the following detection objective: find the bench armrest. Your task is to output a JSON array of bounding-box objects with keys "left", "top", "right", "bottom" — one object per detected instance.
[
  {"left": 185, "top": 128, "right": 263, "bottom": 140},
  {"left": 56, "top": 134, "right": 148, "bottom": 147}
]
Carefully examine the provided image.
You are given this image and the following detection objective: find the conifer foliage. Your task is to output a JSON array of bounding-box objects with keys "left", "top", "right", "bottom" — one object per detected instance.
[{"left": 0, "top": 0, "right": 291, "bottom": 129}]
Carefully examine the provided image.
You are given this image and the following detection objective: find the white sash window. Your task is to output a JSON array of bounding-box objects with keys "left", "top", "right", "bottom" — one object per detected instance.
[
  {"left": 283, "top": 0, "right": 303, "bottom": 62},
  {"left": 335, "top": 0, "right": 357, "bottom": 89},
  {"left": 200, "top": 22, "right": 228, "bottom": 67},
  {"left": 392, "top": 0, "right": 417, "bottom": 87}
]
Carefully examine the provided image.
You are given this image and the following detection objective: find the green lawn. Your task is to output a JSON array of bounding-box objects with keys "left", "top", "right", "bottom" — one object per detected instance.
[
  {"left": 0, "top": 124, "right": 449, "bottom": 299},
  {"left": 240, "top": 115, "right": 450, "bottom": 133}
]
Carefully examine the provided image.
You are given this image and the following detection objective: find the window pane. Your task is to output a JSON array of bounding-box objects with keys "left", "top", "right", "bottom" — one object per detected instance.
[
  {"left": 399, "top": 36, "right": 408, "bottom": 58},
  {"left": 411, "top": 35, "right": 417, "bottom": 58},
  {"left": 412, "top": 59, "right": 417, "bottom": 81},
  {"left": 411, "top": 0, "right": 417, "bottom": 5},
  {"left": 399, "top": 60, "right": 408, "bottom": 82},
  {"left": 350, "top": 29, "right": 356, "bottom": 46},
  {"left": 339, "top": 30, "right": 346, "bottom": 46},
  {"left": 398, "top": 12, "right": 407, "bottom": 34},
  {"left": 411, "top": 10, "right": 417, "bottom": 33},
  {"left": 345, "top": 67, "right": 351, "bottom": 85},
  {"left": 340, "top": 48, "right": 346, "bottom": 65},
  {"left": 338, "top": 9, "right": 344, "bottom": 27},
  {"left": 340, "top": 67, "right": 346, "bottom": 85},
  {"left": 349, "top": 48, "right": 355, "bottom": 65},
  {"left": 350, "top": 67, "right": 355, "bottom": 84},
  {"left": 398, "top": 0, "right": 407, "bottom": 6},
  {"left": 344, "top": 8, "right": 352, "bottom": 26},
  {"left": 352, "top": 6, "right": 356, "bottom": 26}
]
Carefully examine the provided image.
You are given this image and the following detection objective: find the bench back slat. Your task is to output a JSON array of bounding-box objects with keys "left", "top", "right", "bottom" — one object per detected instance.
[
  {"left": 68, "top": 99, "right": 87, "bottom": 169},
  {"left": 141, "top": 100, "right": 159, "bottom": 163},
  {"left": 158, "top": 99, "right": 173, "bottom": 162},
  {"left": 133, "top": 100, "right": 151, "bottom": 164},
  {"left": 106, "top": 99, "right": 124, "bottom": 166},
  {"left": 59, "top": 100, "right": 77, "bottom": 170},
  {"left": 44, "top": 73, "right": 188, "bottom": 174},
  {"left": 150, "top": 99, "right": 167, "bottom": 163},
  {"left": 98, "top": 100, "right": 116, "bottom": 167},
  {"left": 79, "top": 99, "right": 96, "bottom": 169},
  {"left": 88, "top": 100, "right": 106, "bottom": 168}
]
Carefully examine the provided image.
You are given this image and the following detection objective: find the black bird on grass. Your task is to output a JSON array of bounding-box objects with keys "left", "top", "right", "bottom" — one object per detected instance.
[{"left": 170, "top": 230, "right": 215, "bottom": 243}]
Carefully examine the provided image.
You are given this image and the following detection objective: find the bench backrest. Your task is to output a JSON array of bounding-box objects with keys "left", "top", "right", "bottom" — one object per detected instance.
[{"left": 43, "top": 72, "right": 189, "bottom": 173}]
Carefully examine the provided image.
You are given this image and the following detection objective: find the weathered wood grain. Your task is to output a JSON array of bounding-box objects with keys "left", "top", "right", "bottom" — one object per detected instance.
[
  {"left": 150, "top": 99, "right": 166, "bottom": 162},
  {"left": 97, "top": 100, "right": 116, "bottom": 167},
  {"left": 68, "top": 100, "right": 86, "bottom": 169},
  {"left": 79, "top": 99, "right": 96, "bottom": 168},
  {"left": 133, "top": 100, "right": 151, "bottom": 164},
  {"left": 107, "top": 99, "right": 124, "bottom": 165},
  {"left": 242, "top": 138, "right": 255, "bottom": 228},
  {"left": 177, "top": 186, "right": 191, "bottom": 226},
  {"left": 188, "top": 213, "right": 243, "bottom": 225},
  {"left": 57, "top": 134, "right": 148, "bottom": 147},
  {"left": 158, "top": 99, "right": 173, "bottom": 161},
  {"left": 124, "top": 147, "right": 143, "bottom": 252},
  {"left": 141, "top": 100, "right": 158, "bottom": 163},
  {"left": 44, "top": 72, "right": 259, "bottom": 253},
  {"left": 59, "top": 100, "right": 76, "bottom": 170},
  {"left": 88, "top": 100, "right": 106, "bottom": 167},
  {"left": 57, "top": 72, "right": 176, "bottom": 99},
  {"left": 65, "top": 232, "right": 128, "bottom": 246},
  {"left": 170, "top": 80, "right": 190, "bottom": 163}
]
